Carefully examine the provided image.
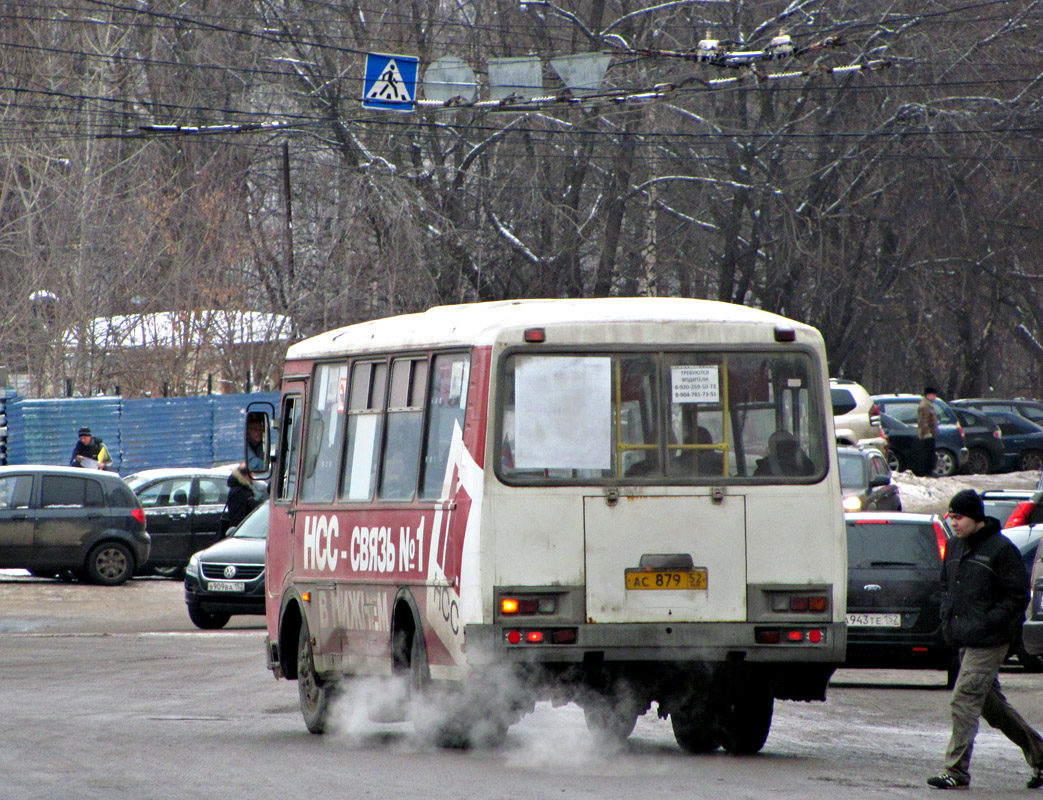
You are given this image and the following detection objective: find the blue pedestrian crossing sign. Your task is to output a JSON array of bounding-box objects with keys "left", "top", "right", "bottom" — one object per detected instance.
[{"left": 363, "top": 53, "right": 419, "bottom": 111}]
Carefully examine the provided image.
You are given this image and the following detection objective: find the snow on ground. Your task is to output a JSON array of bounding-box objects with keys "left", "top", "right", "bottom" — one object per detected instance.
[{"left": 894, "top": 468, "right": 1040, "bottom": 515}]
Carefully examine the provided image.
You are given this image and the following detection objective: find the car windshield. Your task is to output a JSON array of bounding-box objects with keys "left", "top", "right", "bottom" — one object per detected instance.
[
  {"left": 838, "top": 454, "right": 867, "bottom": 489},
  {"left": 233, "top": 502, "right": 269, "bottom": 539}
]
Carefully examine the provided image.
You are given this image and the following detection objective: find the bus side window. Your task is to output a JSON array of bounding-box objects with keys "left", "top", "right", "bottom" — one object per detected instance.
[
  {"left": 420, "top": 353, "right": 469, "bottom": 498},
  {"left": 299, "top": 362, "right": 349, "bottom": 503},
  {"left": 275, "top": 395, "right": 302, "bottom": 502},
  {"left": 341, "top": 361, "right": 387, "bottom": 501},
  {"left": 379, "top": 358, "right": 426, "bottom": 500}
]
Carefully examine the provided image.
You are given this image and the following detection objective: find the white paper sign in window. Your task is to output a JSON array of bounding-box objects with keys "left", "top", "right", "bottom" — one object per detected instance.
[
  {"left": 515, "top": 356, "right": 611, "bottom": 470},
  {"left": 671, "top": 365, "right": 720, "bottom": 404}
]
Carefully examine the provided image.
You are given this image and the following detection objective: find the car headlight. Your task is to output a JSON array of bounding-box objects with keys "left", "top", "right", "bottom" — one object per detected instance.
[
  {"left": 842, "top": 495, "right": 863, "bottom": 512},
  {"left": 186, "top": 553, "right": 201, "bottom": 578}
]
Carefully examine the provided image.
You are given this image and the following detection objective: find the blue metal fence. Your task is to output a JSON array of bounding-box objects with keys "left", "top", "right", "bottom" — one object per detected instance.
[{"left": 0, "top": 392, "right": 279, "bottom": 475}]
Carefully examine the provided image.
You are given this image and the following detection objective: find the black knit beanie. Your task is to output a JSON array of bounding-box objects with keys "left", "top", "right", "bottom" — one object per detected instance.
[{"left": 948, "top": 489, "right": 985, "bottom": 522}]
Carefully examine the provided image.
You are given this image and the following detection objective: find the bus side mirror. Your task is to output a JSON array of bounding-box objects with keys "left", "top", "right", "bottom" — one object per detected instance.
[{"left": 246, "top": 403, "right": 276, "bottom": 480}]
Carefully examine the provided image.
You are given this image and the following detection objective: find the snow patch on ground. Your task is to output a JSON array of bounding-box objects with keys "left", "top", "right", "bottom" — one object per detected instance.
[{"left": 894, "top": 469, "right": 1040, "bottom": 515}]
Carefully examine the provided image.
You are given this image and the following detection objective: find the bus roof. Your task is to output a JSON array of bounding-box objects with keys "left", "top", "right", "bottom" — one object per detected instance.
[{"left": 286, "top": 298, "right": 821, "bottom": 360}]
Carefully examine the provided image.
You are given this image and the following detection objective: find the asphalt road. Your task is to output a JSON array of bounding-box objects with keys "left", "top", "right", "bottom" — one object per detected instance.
[{"left": 3, "top": 573, "right": 1043, "bottom": 799}]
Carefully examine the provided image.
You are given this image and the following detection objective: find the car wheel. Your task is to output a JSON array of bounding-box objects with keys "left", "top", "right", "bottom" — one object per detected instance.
[
  {"left": 298, "top": 616, "right": 337, "bottom": 734},
  {"left": 152, "top": 565, "right": 185, "bottom": 580},
  {"left": 933, "top": 449, "right": 958, "bottom": 478},
  {"left": 964, "top": 448, "right": 992, "bottom": 475},
  {"left": 886, "top": 449, "right": 904, "bottom": 473},
  {"left": 1019, "top": 450, "right": 1043, "bottom": 473},
  {"left": 187, "top": 604, "right": 230, "bottom": 629},
  {"left": 85, "top": 541, "right": 134, "bottom": 586}
]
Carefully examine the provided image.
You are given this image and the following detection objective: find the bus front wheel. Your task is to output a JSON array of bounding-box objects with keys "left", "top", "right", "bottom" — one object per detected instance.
[{"left": 297, "top": 618, "right": 337, "bottom": 734}]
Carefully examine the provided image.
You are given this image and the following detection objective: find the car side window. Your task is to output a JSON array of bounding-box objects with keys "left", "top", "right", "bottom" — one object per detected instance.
[
  {"left": 196, "top": 478, "right": 228, "bottom": 506},
  {"left": 41, "top": 476, "right": 100, "bottom": 508},
  {"left": 0, "top": 475, "right": 33, "bottom": 509},
  {"left": 136, "top": 479, "right": 177, "bottom": 508},
  {"left": 869, "top": 454, "right": 888, "bottom": 477}
]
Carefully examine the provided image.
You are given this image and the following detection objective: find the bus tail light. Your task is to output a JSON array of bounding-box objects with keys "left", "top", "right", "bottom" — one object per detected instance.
[
  {"left": 504, "top": 627, "right": 577, "bottom": 645},
  {"left": 500, "top": 596, "right": 557, "bottom": 615},
  {"left": 770, "top": 593, "right": 830, "bottom": 613},
  {"left": 755, "top": 627, "right": 827, "bottom": 645}
]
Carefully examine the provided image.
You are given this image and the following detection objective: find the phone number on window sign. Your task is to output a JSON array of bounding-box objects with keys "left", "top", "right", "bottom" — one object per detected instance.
[{"left": 301, "top": 514, "right": 427, "bottom": 575}]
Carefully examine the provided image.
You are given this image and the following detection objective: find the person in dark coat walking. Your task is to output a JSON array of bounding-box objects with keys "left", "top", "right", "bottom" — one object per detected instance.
[
  {"left": 222, "top": 464, "right": 261, "bottom": 532},
  {"left": 927, "top": 489, "right": 1043, "bottom": 789}
]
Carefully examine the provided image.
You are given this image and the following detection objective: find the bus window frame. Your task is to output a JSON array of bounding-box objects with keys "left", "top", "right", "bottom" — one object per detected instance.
[
  {"left": 291, "top": 349, "right": 472, "bottom": 507},
  {"left": 493, "top": 343, "right": 828, "bottom": 487}
]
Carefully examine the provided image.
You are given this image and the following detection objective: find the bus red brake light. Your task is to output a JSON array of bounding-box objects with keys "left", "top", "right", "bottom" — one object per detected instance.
[
  {"left": 506, "top": 630, "right": 522, "bottom": 644},
  {"left": 526, "top": 631, "right": 544, "bottom": 643},
  {"left": 523, "top": 327, "right": 546, "bottom": 343}
]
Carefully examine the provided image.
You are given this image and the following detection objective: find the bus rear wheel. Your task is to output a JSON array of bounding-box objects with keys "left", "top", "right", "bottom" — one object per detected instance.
[
  {"left": 714, "top": 679, "right": 774, "bottom": 754},
  {"left": 671, "top": 701, "right": 718, "bottom": 754},
  {"left": 583, "top": 697, "right": 639, "bottom": 745},
  {"left": 297, "top": 618, "right": 337, "bottom": 734}
]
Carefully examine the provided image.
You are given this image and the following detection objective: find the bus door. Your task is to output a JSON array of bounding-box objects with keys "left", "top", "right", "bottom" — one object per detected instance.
[
  {"left": 269, "top": 381, "right": 306, "bottom": 609},
  {"left": 583, "top": 493, "right": 747, "bottom": 623}
]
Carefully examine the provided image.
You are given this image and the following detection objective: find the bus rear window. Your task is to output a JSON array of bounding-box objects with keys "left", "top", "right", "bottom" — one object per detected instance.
[{"left": 497, "top": 350, "right": 826, "bottom": 484}]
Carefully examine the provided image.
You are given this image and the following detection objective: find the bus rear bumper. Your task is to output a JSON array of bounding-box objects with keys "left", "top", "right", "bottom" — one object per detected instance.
[
  {"left": 465, "top": 622, "right": 844, "bottom": 702},
  {"left": 465, "top": 621, "right": 846, "bottom": 665}
]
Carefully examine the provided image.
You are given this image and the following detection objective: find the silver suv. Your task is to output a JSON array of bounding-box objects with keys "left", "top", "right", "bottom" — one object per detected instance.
[{"left": 831, "top": 379, "right": 884, "bottom": 450}]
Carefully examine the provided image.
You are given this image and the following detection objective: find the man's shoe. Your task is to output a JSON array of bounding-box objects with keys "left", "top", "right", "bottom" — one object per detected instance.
[
  {"left": 1028, "top": 767, "right": 1043, "bottom": 789},
  {"left": 927, "top": 773, "right": 969, "bottom": 790}
]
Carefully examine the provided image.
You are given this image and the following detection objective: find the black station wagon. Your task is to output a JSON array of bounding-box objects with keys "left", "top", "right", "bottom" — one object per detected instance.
[{"left": 0, "top": 465, "right": 149, "bottom": 585}]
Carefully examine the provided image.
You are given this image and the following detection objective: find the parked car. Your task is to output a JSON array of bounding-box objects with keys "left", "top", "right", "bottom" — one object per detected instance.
[
  {"left": 1010, "top": 538, "right": 1043, "bottom": 671},
  {"left": 124, "top": 467, "right": 233, "bottom": 577},
  {"left": 981, "top": 489, "right": 1040, "bottom": 529},
  {"left": 837, "top": 445, "right": 901, "bottom": 512},
  {"left": 831, "top": 378, "right": 885, "bottom": 450},
  {"left": 1023, "top": 536, "right": 1043, "bottom": 660},
  {"left": 951, "top": 406, "right": 1005, "bottom": 475},
  {"left": 184, "top": 501, "right": 267, "bottom": 629},
  {"left": 953, "top": 398, "right": 1043, "bottom": 428},
  {"left": 970, "top": 411, "right": 1043, "bottom": 473},
  {"left": 0, "top": 465, "right": 149, "bottom": 585},
  {"left": 871, "top": 394, "right": 968, "bottom": 477},
  {"left": 877, "top": 412, "right": 968, "bottom": 479},
  {"left": 844, "top": 512, "right": 957, "bottom": 686}
]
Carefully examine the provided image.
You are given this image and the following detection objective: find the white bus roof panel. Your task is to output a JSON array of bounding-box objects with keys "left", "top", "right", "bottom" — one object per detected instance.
[{"left": 286, "top": 298, "right": 820, "bottom": 360}]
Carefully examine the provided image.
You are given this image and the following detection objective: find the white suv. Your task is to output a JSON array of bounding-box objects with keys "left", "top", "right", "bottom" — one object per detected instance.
[{"left": 831, "top": 378, "right": 885, "bottom": 450}]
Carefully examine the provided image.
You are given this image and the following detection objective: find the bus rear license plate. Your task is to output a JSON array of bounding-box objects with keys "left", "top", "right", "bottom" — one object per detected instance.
[
  {"left": 208, "top": 580, "right": 245, "bottom": 592},
  {"left": 625, "top": 569, "right": 707, "bottom": 591},
  {"left": 846, "top": 613, "right": 901, "bottom": 627}
]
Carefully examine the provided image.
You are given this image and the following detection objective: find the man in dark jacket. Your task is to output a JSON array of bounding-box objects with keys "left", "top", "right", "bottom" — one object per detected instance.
[
  {"left": 927, "top": 489, "right": 1043, "bottom": 789},
  {"left": 223, "top": 464, "right": 261, "bottom": 532},
  {"left": 69, "top": 427, "right": 112, "bottom": 470}
]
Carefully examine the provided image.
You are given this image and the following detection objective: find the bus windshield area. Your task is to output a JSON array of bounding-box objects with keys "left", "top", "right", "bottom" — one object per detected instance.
[{"left": 498, "top": 350, "right": 827, "bottom": 484}]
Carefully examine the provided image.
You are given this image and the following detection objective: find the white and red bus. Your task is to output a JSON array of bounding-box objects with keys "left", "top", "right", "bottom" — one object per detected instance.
[{"left": 254, "top": 298, "right": 846, "bottom": 752}]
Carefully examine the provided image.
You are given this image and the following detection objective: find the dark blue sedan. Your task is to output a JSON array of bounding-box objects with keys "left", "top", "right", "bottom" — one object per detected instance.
[{"left": 979, "top": 411, "right": 1043, "bottom": 472}]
